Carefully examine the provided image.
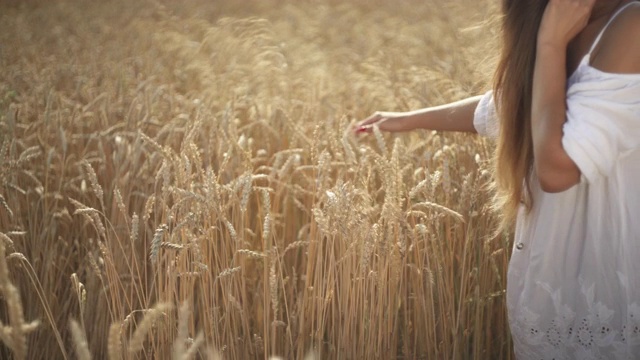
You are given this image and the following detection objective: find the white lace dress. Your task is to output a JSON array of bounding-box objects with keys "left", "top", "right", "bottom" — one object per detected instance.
[{"left": 473, "top": 4, "right": 640, "bottom": 359}]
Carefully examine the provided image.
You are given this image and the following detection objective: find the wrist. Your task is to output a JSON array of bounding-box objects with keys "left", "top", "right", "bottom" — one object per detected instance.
[
  {"left": 536, "top": 37, "right": 568, "bottom": 53},
  {"left": 399, "top": 111, "right": 419, "bottom": 130},
  {"left": 407, "top": 109, "right": 435, "bottom": 130},
  {"left": 536, "top": 42, "right": 567, "bottom": 62}
]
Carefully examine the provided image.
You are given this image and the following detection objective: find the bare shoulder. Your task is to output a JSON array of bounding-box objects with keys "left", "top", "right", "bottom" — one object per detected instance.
[{"left": 591, "top": 2, "right": 640, "bottom": 74}]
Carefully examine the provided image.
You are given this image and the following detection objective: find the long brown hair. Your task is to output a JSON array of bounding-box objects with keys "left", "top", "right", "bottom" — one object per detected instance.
[{"left": 492, "top": 0, "right": 549, "bottom": 232}]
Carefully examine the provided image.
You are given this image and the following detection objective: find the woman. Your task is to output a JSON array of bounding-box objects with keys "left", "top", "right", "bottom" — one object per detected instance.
[{"left": 355, "top": 0, "right": 640, "bottom": 358}]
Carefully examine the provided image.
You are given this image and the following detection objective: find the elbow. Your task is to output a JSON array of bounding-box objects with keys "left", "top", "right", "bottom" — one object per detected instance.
[
  {"left": 535, "top": 159, "right": 581, "bottom": 193},
  {"left": 537, "top": 174, "right": 575, "bottom": 193}
]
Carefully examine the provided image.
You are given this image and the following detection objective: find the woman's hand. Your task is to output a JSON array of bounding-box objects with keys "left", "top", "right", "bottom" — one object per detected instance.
[
  {"left": 538, "top": 0, "right": 597, "bottom": 48},
  {"left": 353, "top": 111, "right": 414, "bottom": 134}
]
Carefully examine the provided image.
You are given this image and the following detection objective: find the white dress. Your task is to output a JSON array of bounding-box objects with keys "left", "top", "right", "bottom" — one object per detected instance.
[{"left": 473, "top": 3, "right": 640, "bottom": 359}]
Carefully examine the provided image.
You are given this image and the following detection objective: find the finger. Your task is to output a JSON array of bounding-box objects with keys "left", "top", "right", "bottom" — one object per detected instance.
[
  {"left": 357, "top": 112, "right": 384, "bottom": 127},
  {"left": 353, "top": 114, "right": 380, "bottom": 134},
  {"left": 578, "top": 0, "right": 596, "bottom": 10},
  {"left": 576, "top": 0, "right": 595, "bottom": 10},
  {"left": 354, "top": 124, "right": 372, "bottom": 134}
]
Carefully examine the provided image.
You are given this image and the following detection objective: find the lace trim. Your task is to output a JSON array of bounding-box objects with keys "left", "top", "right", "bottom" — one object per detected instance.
[{"left": 509, "top": 277, "right": 640, "bottom": 359}]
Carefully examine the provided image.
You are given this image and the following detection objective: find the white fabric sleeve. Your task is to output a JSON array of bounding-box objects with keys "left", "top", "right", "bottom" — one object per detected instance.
[
  {"left": 473, "top": 90, "right": 499, "bottom": 139},
  {"left": 561, "top": 76, "right": 640, "bottom": 184}
]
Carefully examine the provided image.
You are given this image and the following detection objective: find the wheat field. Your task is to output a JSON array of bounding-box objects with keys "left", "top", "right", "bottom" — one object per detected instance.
[{"left": 0, "top": 0, "right": 512, "bottom": 359}]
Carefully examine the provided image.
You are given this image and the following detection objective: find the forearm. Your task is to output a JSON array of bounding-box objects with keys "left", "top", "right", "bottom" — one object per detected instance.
[
  {"left": 531, "top": 44, "right": 580, "bottom": 191},
  {"left": 407, "top": 95, "right": 482, "bottom": 133}
]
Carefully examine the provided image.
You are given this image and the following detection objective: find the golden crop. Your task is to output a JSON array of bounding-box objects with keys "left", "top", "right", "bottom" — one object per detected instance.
[{"left": 0, "top": 0, "right": 511, "bottom": 358}]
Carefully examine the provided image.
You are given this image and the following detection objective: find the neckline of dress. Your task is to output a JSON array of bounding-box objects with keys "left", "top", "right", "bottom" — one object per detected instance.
[{"left": 569, "top": 54, "right": 640, "bottom": 83}]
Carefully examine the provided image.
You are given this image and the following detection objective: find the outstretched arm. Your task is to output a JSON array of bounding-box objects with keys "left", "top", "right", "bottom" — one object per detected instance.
[{"left": 355, "top": 95, "right": 483, "bottom": 134}]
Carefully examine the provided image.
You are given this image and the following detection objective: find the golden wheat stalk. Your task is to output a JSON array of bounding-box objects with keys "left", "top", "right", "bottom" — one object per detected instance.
[
  {"left": 127, "top": 303, "right": 171, "bottom": 354},
  {"left": 69, "top": 320, "right": 92, "bottom": 360}
]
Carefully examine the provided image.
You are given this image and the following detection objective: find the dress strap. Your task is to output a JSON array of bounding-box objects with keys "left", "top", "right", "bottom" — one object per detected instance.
[{"left": 588, "top": 2, "right": 639, "bottom": 54}]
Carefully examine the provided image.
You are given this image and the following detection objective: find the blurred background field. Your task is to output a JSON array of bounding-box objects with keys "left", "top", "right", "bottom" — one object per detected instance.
[{"left": 0, "top": 0, "right": 511, "bottom": 358}]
